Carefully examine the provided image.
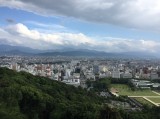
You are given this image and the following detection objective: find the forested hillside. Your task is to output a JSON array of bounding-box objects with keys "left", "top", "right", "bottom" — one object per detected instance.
[
  {"left": 0, "top": 68, "right": 120, "bottom": 119},
  {"left": 0, "top": 68, "right": 159, "bottom": 119}
]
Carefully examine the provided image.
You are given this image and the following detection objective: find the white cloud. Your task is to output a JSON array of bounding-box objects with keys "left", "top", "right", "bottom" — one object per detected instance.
[
  {"left": 25, "top": 21, "right": 66, "bottom": 30},
  {"left": 6, "top": 23, "right": 41, "bottom": 40},
  {"left": 1, "top": 0, "right": 160, "bottom": 30},
  {"left": 0, "top": 23, "right": 160, "bottom": 53},
  {"left": 2, "top": 23, "right": 95, "bottom": 49}
]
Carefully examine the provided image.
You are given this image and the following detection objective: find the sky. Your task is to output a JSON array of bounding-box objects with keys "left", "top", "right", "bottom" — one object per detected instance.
[{"left": 0, "top": 0, "right": 160, "bottom": 53}]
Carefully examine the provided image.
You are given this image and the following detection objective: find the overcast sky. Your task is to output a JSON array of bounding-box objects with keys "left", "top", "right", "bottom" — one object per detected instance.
[{"left": 0, "top": 0, "right": 160, "bottom": 53}]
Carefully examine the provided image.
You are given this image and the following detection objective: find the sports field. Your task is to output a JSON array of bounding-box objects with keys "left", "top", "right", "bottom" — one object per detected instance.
[
  {"left": 133, "top": 97, "right": 153, "bottom": 107},
  {"left": 147, "top": 97, "right": 160, "bottom": 103},
  {"left": 111, "top": 84, "right": 160, "bottom": 106},
  {"left": 111, "top": 84, "right": 159, "bottom": 96}
]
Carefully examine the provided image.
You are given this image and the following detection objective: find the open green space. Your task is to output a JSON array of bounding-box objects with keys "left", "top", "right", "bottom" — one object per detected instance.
[
  {"left": 133, "top": 97, "right": 153, "bottom": 107},
  {"left": 147, "top": 97, "right": 160, "bottom": 103},
  {"left": 111, "top": 84, "right": 159, "bottom": 96}
]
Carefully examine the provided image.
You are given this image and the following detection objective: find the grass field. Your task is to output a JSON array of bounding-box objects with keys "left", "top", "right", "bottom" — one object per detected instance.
[
  {"left": 111, "top": 84, "right": 159, "bottom": 96},
  {"left": 133, "top": 97, "right": 153, "bottom": 107},
  {"left": 147, "top": 97, "right": 160, "bottom": 103}
]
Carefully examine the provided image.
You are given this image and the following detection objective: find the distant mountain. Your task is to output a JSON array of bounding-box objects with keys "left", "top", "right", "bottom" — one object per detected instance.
[
  {"left": 0, "top": 44, "right": 42, "bottom": 54},
  {"left": 36, "top": 50, "right": 123, "bottom": 57},
  {"left": 0, "top": 44, "right": 157, "bottom": 58},
  {"left": 37, "top": 49, "right": 158, "bottom": 58},
  {"left": 0, "top": 44, "right": 72, "bottom": 55}
]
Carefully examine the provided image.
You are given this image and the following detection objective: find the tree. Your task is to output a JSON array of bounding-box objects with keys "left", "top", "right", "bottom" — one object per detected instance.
[{"left": 93, "top": 78, "right": 111, "bottom": 91}]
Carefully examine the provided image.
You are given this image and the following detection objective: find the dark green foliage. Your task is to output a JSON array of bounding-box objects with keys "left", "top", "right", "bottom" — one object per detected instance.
[
  {"left": 100, "top": 105, "right": 122, "bottom": 119},
  {"left": 0, "top": 68, "right": 111, "bottom": 119},
  {"left": 0, "top": 68, "right": 160, "bottom": 119},
  {"left": 86, "top": 78, "right": 111, "bottom": 91},
  {"left": 111, "top": 78, "right": 129, "bottom": 84},
  {"left": 93, "top": 78, "right": 111, "bottom": 91}
]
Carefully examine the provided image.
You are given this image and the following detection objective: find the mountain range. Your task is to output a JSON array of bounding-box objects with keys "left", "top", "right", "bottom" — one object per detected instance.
[{"left": 0, "top": 44, "right": 157, "bottom": 58}]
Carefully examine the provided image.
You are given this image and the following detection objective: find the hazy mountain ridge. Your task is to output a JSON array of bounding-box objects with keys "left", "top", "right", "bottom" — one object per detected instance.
[
  {"left": 0, "top": 44, "right": 41, "bottom": 54},
  {"left": 0, "top": 44, "right": 157, "bottom": 58}
]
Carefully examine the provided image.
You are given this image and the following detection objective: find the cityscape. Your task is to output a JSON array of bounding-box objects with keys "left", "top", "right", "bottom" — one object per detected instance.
[
  {"left": 0, "top": 0, "right": 160, "bottom": 119},
  {"left": 1, "top": 56, "right": 160, "bottom": 88},
  {"left": 0, "top": 56, "right": 160, "bottom": 107}
]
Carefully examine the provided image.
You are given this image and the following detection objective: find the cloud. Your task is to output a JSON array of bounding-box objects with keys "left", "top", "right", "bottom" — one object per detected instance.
[
  {"left": 2, "top": 23, "right": 95, "bottom": 49},
  {"left": 24, "top": 21, "right": 70, "bottom": 33},
  {"left": 1, "top": 0, "right": 160, "bottom": 30},
  {"left": 25, "top": 21, "right": 66, "bottom": 29},
  {"left": 0, "top": 23, "right": 160, "bottom": 53}
]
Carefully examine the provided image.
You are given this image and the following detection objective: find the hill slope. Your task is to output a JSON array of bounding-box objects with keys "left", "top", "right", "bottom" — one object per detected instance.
[
  {"left": 0, "top": 68, "right": 160, "bottom": 119},
  {"left": 0, "top": 68, "right": 121, "bottom": 119}
]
